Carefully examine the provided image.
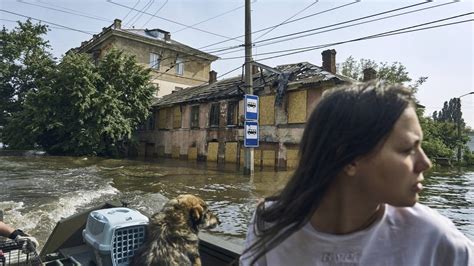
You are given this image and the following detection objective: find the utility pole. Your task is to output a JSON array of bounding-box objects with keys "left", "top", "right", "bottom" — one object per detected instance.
[{"left": 243, "top": 0, "right": 254, "bottom": 175}]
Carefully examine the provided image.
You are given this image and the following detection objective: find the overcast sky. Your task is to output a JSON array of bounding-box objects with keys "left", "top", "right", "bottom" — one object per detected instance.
[{"left": 1, "top": 0, "right": 473, "bottom": 127}]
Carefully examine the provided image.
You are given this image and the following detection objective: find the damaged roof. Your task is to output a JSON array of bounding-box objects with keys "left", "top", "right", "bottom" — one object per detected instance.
[{"left": 153, "top": 61, "right": 353, "bottom": 108}]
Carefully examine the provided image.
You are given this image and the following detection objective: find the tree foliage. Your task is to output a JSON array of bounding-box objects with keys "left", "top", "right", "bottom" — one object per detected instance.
[
  {"left": 1, "top": 20, "right": 55, "bottom": 131},
  {"left": 2, "top": 21, "right": 155, "bottom": 156},
  {"left": 337, "top": 56, "right": 427, "bottom": 92}
]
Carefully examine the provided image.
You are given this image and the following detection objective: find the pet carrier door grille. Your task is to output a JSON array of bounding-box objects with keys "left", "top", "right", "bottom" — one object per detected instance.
[{"left": 111, "top": 225, "right": 146, "bottom": 265}]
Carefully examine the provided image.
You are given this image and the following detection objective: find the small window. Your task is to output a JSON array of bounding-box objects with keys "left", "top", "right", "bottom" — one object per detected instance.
[
  {"left": 209, "top": 103, "right": 220, "bottom": 128},
  {"left": 150, "top": 53, "right": 160, "bottom": 69},
  {"left": 191, "top": 105, "right": 200, "bottom": 128},
  {"left": 176, "top": 57, "right": 184, "bottom": 75},
  {"left": 147, "top": 113, "right": 155, "bottom": 130},
  {"left": 227, "top": 101, "right": 238, "bottom": 126}
]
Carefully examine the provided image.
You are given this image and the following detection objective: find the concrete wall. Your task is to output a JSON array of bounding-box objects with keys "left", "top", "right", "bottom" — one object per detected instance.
[{"left": 92, "top": 35, "right": 212, "bottom": 98}]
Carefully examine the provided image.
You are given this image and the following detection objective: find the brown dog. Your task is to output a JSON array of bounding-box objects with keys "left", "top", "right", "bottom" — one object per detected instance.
[{"left": 132, "top": 194, "right": 220, "bottom": 266}]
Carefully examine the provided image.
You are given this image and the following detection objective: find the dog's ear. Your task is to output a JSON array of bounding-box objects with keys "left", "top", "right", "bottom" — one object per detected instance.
[{"left": 190, "top": 205, "right": 204, "bottom": 223}]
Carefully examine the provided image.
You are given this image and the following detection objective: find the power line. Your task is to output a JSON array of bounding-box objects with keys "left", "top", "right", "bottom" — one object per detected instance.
[
  {"left": 216, "top": 13, "right": 472, "bottom": 61},
  {"left": 254, "top": 0, "right": 320, "bottom": 41},
  {"left": 37, "top": 0, "right": 113, "bottom": 22},
  {"left": 197, "top": 0, "right": 360, "bottom": 51},
  {"left": 253, "top": 1, "right": 432, "bottom": 46},
  {"left": 257, "top": 16, "right": 474, "bottom": 62},
  {"left": 17, "top": 0, "right": 111, "bottom": 23},
  {"left": 0, "top": 9, "right": 95, "bottom": 35},
  {"left": 142, "top": 0, "right": 169, "bottom": 28},
  {"left": 174, "top": 3, "right": 245, "bottom": 34},
  {"left": 127, "top": 0, "right": 154, "bottom": 27},
  {"left": 107, "top": 0, "right": 240, "bottom": 42},
  {"left": 202, "top": 1, "right": 443, "bottom": 57},
  {"left": 254, "top": 1, "right": 456, "bottom": 50},
  {"left": 122, "top": 0, "right": 141, "bottom": 22}
]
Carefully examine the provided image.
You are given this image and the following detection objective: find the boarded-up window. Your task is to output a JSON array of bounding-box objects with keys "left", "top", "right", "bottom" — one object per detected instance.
[
  {"left": 173, "top": 106, "right": 181, "bottom": 128},
  {"left": 191, "top": 105, "right": 199, "bottom": 128},
  {"left": 288, "top": 90, "right": 307, "bottom": 123},
  {"left": 209, "top": 103, "right": 220, "bottom": 128},
  {"left": 158, "top": 108, "right": 167, "bottom": 129},
  {"left": 227, "top": 101, "right": 238, "bottom": 126},
  {"left": 259, "top": 95, "right": 275, "bottom": 125}
]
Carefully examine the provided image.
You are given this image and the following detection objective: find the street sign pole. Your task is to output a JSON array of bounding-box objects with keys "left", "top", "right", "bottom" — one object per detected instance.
[{"left": 243, "top": 0, "right": 254, "bottom": 176}]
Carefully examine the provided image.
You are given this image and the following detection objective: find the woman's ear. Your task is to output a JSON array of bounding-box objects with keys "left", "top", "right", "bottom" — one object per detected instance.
[{"left": 343, "top": 161, "right": 358, "bottom": 176}]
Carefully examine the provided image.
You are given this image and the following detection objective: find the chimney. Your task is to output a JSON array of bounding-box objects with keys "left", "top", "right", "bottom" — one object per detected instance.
[
  {"left": 363, "top": 68, "right": 377, "bottom": 81},
  {"left": 209, "top": 70, "right": 217, "bottom": 84},
  {"left": 321, "top": 49, "right": 336, "bottom": 74},
  {"left": 113, "top": 19, "right": 122, "bottom": 30},
  {"left": 164, "top": 32, "right": 171, "bottom": 41}
]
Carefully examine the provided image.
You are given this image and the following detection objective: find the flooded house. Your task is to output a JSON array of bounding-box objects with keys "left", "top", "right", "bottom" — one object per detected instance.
[
  {"left": 71, "top": 19, "right": 218, "bottom": 98},
  {"left": 136, "top": 49, "right": 357, "bottom": 170}
]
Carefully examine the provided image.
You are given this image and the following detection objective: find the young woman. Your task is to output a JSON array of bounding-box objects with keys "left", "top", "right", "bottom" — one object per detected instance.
[{"left": 240, "top": 81, "right": 473, "bottom": 265}]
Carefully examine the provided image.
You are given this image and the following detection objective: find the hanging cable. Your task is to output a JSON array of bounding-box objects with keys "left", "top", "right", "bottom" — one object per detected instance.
[
  {"left": 254, "top": 0, "right": 319, "bottom": 41},
  {"left": 16, "top": 0, "right": 111, "bottom": 23},
  {"left": 142, "top": 0, "right": 168, "bottom": 28},
  {"left": 173, "top": 3, "right": 245, "bottom": 34},
  {"left": 0, "top": 9, "right": 96, "bottom": 35},
  {"left": 107, "top": 0, "right": 239, "bottom": 41}
]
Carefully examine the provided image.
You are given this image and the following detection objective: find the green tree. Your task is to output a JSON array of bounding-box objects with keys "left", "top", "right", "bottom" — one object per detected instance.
[
  {"left": 2, "top": 21, "right": 155, "bottom": 156},
  {"left": 337, "top": 56, "right": 427, "bottom": 92},
  {"left": 0, "top": 20, "right": 55, "bottom": 137}
]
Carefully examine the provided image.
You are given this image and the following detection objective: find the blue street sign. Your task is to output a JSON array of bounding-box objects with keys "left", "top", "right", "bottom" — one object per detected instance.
[
  {"left": 244, "top": 121, "right": 259, "bottom": 147},
  {"left": 244, "top": 94, "right": 259, "bottom": 121}
]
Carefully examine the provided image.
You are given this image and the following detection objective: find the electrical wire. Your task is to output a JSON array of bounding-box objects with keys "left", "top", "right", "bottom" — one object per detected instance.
[
  {"left": 253, "top": 1, "right": 456, "bottom": 50},
  {"left": 202, "top": 1, "right": 444, "bottom": 57},
  {"left": 0, "top": 9, "right": 96, "bottom": 35},
  {"left": 107, "top": 0, "right": 239, "bottom": 42},
  {"left": 173, "top": 3, "right": 245, "bottom": 34},
  {"left": 257, "top": 17, "right": 474, "bottom": 62},
  {"left": 16, "top": 0, "right": 111, "bottom": 23},
  {"left": 127, "top": 0, "right": 154, "bottom": 27},
  {"left": 142, "top": 0, "right": 169, "bottom": 28},
  {"left": 197, "top": 0, "right": 360, "bottom": 51},
  {"left": 37, "top": 0, "right": 112, "bottom": 22},
  {"left": 254, "top": 0, "right": 320, "bottom": 41},
  {"left": 123, "top": 0, "right": 141, "bottom": 22}
]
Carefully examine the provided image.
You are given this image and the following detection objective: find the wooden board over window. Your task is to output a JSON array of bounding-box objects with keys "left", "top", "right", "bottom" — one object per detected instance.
[
  {"left": 158, "top": 108, "right": 168, "bottom": 129},
  {"left": 288, "top": 90, "right": 307, "bottom": 123},
  {"left": 259, "top": 95, "right": 275, "bottom": 125},
  {"left": 173, "top": 106, "right": 181, "bottom": 128}
]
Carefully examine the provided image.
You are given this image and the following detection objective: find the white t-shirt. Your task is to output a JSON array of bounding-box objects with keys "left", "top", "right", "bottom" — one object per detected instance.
[{"left": 240, "top": 203, "right": 474, "bottom": 266}]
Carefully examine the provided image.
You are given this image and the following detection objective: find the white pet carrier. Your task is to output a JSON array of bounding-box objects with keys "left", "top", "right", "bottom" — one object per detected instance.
[{"left": 83, "top": 207, "right": 149, "bottom": 266}]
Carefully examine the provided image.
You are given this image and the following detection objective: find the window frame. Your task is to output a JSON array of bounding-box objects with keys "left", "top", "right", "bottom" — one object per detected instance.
[
  {"left": 175, "top": 57, "right": 184, "bottom": 75},
  {"left": 227, "top": 101, "right": 238, "bottom": 126},
  {"left": 209, "top": 103, "right": 220, "bottom": 128},
  {"left": 190, "top": 105, "right": 200, "bottom": 129},
  {"left": 149, "top": 52, "right": 160, "bottom": 70}
]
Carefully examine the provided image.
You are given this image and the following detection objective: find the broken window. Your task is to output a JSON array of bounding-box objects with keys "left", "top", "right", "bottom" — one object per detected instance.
[
  {"left": 209, "top": 103, "right": 220, "bottom": 128},
  {"left": 227, "top": 101, "right": 238, "bottom": 126},
  {"left": 191, "top": 105, "right": 200, "bottom": 128}
]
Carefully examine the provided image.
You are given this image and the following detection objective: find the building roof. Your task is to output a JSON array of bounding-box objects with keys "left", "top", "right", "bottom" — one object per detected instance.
[
  {"left": 153, "top": 62, "right": 353, "bottom": 108},
  {"left": 72, "top": 21, "right": 218, "bottom": 61}
]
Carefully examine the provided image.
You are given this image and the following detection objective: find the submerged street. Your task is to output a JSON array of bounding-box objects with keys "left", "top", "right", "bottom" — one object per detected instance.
[{"left": 0, "top": 155, "right": 473, "bottom": 250}]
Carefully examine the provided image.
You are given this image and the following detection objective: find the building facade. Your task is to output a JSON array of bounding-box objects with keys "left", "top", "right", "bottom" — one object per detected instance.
[
  {"left": 136, "top": 50, "right": 356, "bottom": 170},
  {"left": 73, "top": 19, "right": 218, "bottom": 98}
]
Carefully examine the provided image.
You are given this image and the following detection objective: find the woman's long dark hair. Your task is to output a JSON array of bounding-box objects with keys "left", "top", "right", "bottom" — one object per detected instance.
[{"left": 243, "top": 81, "right": 414, "bottom": 264}]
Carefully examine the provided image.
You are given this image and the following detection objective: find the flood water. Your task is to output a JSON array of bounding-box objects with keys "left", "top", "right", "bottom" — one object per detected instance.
[{"left": 0, "top": 155, "right": 473, "bottom": 251}]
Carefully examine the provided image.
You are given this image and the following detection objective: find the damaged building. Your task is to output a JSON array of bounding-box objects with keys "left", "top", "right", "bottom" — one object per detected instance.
[{"left": 136, "top": 49, "right": 357, "bottom": 170}]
